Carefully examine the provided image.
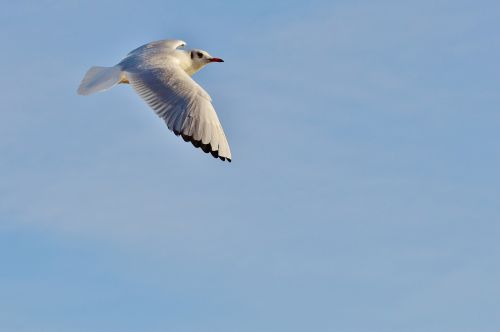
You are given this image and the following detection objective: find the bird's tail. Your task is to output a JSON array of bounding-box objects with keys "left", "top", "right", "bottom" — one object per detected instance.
[{"left": 77, "top": 66, "right": 123, "bottom": 95}]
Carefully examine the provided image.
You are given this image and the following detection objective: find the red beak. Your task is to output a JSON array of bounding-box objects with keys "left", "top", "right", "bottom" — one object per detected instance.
[{"left": 209, "top": 57, "right": 224, "bottom": 62}]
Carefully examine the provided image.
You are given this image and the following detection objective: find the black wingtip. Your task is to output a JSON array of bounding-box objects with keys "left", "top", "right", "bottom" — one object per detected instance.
[{"left": 180, "top": 134, "right": 231, "bottom": 162}]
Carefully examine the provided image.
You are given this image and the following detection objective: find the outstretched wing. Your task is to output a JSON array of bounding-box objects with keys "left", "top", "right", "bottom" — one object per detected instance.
[
  {"left": 127, "top": 39, "right": 187, "bottom": 55},
  {"left": 125, "top": 63, "right": 232, "bottom": 162}
]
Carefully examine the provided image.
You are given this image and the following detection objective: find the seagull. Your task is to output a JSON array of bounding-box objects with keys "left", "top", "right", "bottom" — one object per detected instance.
[{"left": 77, "top": 39, "right": 231, "bottom": 162}]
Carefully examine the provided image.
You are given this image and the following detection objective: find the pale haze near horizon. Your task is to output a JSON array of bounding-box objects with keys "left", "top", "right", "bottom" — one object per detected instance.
[{"left": 1, "top": 1, "right": 499, "bottom": 331}]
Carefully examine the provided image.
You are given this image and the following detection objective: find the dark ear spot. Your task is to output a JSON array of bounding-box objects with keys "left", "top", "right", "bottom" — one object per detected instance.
[{"left": 190, "top": 51, "right": 194, "bottom": 59}]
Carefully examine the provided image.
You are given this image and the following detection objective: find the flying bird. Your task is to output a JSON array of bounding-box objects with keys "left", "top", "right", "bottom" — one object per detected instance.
[{"left": 77, "top": 39, "right": 231, "bottom": 162}]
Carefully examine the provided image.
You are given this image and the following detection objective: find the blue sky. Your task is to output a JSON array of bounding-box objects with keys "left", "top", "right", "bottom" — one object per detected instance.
[{"left": 1, "top": 0, "right": 499, "bottom": 331}]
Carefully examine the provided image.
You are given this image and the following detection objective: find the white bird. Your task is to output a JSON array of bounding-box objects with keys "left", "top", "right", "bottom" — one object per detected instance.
[{"left": 77, "top": 39, "right": 232, "bottom": 162}]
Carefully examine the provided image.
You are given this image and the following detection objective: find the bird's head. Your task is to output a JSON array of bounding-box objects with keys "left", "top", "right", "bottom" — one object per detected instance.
[{"left": 188, "top": 49, "right": 223, "bottom": 73}]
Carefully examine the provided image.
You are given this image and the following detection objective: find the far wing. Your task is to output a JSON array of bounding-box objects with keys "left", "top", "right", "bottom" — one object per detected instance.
[
  {"left": 127, "top": 39, "right": 186, "bottom": 55},
  {"left": 125, "top": 63, "right": 232, "bottom": 161}
]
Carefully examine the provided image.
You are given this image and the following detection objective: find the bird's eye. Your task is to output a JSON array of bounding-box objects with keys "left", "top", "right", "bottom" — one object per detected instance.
[{"left": 197, "top": 52, "right": 203, "bottom": 58}]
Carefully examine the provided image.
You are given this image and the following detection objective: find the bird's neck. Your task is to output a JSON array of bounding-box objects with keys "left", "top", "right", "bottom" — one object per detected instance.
[{"left": 177, "top": 50, "right": 206, "bottom": 76}]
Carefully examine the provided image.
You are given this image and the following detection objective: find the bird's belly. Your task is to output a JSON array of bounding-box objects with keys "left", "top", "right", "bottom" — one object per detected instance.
[{"left": 119, "top": 72, "right": 130, "bottom": 84}]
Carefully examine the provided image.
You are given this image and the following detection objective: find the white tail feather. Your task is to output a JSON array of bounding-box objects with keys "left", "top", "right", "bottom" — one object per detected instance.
[{"left": 77, "top": 66, "right": 122, "bottom": 95}]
